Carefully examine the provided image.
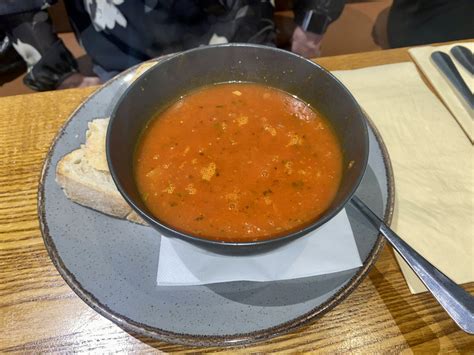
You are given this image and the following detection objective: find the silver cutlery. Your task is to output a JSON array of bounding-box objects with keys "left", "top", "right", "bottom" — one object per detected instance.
[
  {"left": 431, "top": 51, "right": 474, "bottom": 112},
  {"left": 451, "top": 45, "right": 474, "bottom": 75}
]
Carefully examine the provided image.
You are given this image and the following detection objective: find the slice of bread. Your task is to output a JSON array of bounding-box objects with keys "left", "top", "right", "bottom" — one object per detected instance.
[
  {"left": 55, "top": 118, "right": 147, "bottom": 225},
  {"left": 83, "top": 118, "right": 109, "bottom": 172}
]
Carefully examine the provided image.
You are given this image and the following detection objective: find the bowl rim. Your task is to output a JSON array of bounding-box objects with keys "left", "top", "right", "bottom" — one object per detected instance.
[{"left": 106, "top": 43, "right": 369, "bottom": 247}]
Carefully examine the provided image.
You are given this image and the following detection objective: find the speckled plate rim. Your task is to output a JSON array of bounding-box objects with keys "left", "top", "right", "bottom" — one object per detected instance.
[{"left": 38, "top": 60, "right": 395, "bottom": 347}]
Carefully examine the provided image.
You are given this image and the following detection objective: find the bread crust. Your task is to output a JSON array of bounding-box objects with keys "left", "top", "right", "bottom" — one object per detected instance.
[
  {"left": 126, "top": 210, "right": 147, "bottom": 225},
  {"left": 55, "top": 119, "right": 148, "bottom": 226},
  {"left": 56, "top": 149, "right": 132, "bottom": 218}
]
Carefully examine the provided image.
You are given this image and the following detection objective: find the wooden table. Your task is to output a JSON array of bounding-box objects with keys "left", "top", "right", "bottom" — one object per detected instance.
[{"left": 1, "top": 45, "right": 473, "bottom": 353}]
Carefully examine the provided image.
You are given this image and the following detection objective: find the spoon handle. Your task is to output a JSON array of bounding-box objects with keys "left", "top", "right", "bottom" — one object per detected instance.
[
  {"left": 451, "top": 46, "right": 474, "bottom": 75},
  {"left": 431, "top": 51, "right": 474, "bottom": 110},
  {"left": 350, "top": 196, "right": 474, "bottom": 334}
]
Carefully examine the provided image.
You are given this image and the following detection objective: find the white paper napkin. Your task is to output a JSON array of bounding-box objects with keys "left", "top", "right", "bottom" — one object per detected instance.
[
  {"left": 333, "top": 62, "right": 474, "bottom": 294},
  {"left": 156, "top": 209, "right": 362, "bottom": 286}
]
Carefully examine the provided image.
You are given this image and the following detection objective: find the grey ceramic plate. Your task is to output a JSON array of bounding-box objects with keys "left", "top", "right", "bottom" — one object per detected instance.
[{"left": 38, "top": 61, "right": 394, "bottom": 347}]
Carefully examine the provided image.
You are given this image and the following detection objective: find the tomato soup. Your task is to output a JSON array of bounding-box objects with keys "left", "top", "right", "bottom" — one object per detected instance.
[{"left": 134, "top": 83, "right": 343, "bottom": 242}]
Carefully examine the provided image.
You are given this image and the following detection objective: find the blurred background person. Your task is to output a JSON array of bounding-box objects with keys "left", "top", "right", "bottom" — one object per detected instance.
[
  {"left": 0, "top": 0, "right": 345, "bottom": 90},
  {"left": 0, "top": 0, "right": 100, "bottom": 91},
  {"left": 386, "top": 0, "right": 474, "bottom": 48},
  {"left": 2, "top": 0, "right": 471, "bottom": 93},
  {"left": 291, "top": 0, "right": 474, "bottom": 52}
]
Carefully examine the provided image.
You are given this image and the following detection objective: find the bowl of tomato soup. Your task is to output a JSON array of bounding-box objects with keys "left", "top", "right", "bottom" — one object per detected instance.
[{"left": 107, "top": 44, "right": 368, "bottom": 248}]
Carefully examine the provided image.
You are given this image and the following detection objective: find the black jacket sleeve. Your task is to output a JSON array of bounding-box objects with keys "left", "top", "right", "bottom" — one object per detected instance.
[{"left": 1, "top": 7, "right": 78, "bottom": 91}]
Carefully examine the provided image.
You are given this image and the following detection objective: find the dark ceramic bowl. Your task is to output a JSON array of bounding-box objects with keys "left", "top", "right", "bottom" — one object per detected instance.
[{"left": 107, "top": 44, "right": 368, "bottom": 250}]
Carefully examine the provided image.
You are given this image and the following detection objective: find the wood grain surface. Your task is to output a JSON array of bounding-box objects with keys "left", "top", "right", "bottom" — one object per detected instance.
[{"left": 1, "top": 45, "right": 473, "bottom": 353}]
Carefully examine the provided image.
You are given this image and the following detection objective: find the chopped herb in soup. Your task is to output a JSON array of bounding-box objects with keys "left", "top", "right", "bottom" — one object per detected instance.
[{"left": 134, "top": 83, "right": 343, "bottom": 242}]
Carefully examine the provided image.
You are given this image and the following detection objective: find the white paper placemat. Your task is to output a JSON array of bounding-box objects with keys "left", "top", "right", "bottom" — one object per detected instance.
[{"left": 333, "top": 62, "right": 474, "bottom": 293}]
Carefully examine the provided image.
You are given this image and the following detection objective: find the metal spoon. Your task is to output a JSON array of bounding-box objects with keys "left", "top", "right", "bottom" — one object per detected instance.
[{"left": 350, "top": 195, "right": 474, "bottom": 334}]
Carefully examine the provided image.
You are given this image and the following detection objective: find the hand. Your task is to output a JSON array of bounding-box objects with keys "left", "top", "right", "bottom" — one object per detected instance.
[
  {"left": 291, "top": 26, "right": 323, "bottom": 58},
  {"left": 58, "top": 73, "right": 101, "bottom": 90}
]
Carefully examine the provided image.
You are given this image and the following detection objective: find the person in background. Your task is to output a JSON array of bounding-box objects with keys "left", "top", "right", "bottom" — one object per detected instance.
[
  {"left": 386, "top": 0, "right": 474, "bottom": 48},
  {"left": 0, "top": 1, "right": 100, "bottom": 90},
  {"left": 0, "top": 0, "right": 345, "bottom": 90},
  {"left": 291, "top": 0, "right": 346, "bottom": 57},
  {"left": 296, "top": 0, "right": 474, "bottom": 51}
]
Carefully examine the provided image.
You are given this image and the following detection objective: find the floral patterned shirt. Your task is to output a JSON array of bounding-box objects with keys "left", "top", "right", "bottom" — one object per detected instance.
[{"left": 1, "top": 0, "right": 345, "bottom": 87}]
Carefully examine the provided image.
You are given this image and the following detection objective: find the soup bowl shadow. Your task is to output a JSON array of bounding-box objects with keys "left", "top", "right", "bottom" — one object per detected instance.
[{"left": 107, "top": 44, "right": 368, "bottom": 254}]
